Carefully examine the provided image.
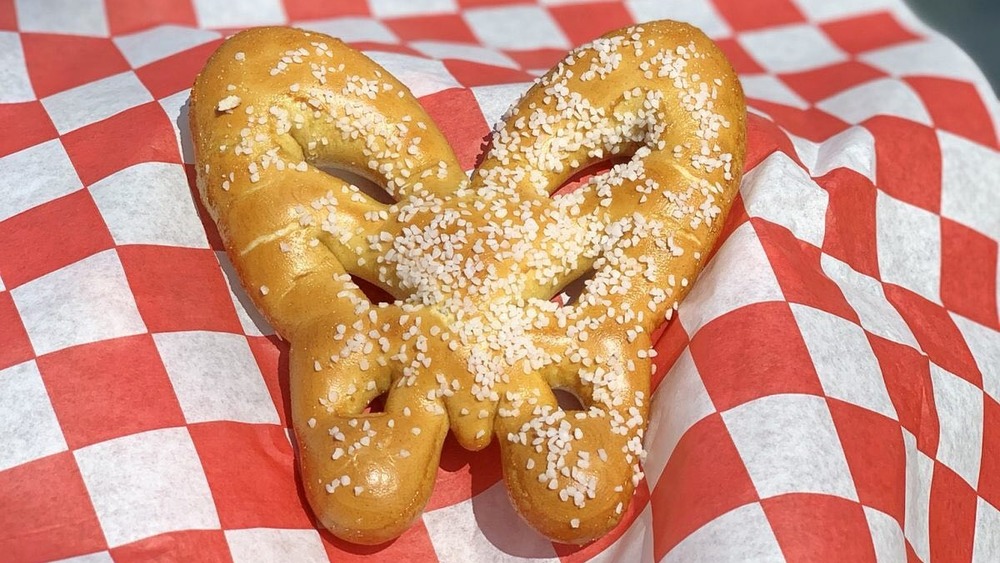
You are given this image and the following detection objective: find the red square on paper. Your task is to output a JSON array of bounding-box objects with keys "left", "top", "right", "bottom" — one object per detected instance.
[
  {"left": 322, "top": 515, "right": 437, "bottom": 562},
  {"left": 755, "top": 219, "right": 859, "bottom": 324},
  {"left": 928, "top": 462, "right": 977, "bottom": 563},
  {"left": 136, "top": 40, "right": 222, "bottom": 100},
  {"left": 0, "top": 101, "right": 58, "bottom": 158},
  {"left": 22, "top": 34, "right": 130, "bottom": 99},
  {"left": 0, "top": 452, "right": 107, "bottom": 562},
  {"left": 62, "top": 102, "right": 181, "bottom": 187},
  {"left": 761, "top": 493, "right": 877, "bottom": 562},
  {"left": 821, "top": 12, "right": 920, "bottom": 55},
  {"left": 505, "top": 48, "right": 570, "bottom": 71},
  {"left": 865, "top": 115, "right": 942, "bottom": 214},
  {"left": 444, "top": 59, "right": 534, "bottom": 88},
  {"left": 906, "top": 76, "right": 999, "bottom": 149},
  {"left": 816, "top": 169, "right": 880, "bottom": 279},
  {"left": 979, "top": 395, "right": 1000, "bottom": 510},
  {"left": 744, "top": 113, "right": 797, "bottom": 171},
  {"left": 750, "top": 100, "right": 850, "bottom": 143},
  {"left": 387, "top": 14, "right": 477, "bottom": 43},
  {"left": 188, "top": 421, "right": 312, "bottom": 529},
  {"left": 828, "top": 398, "right": 906, "bottom": 522},
  {"left": 283, "top": 0, "right": 369, "bottom": 21},
  {"left": 940, "top": 218, "right": 999, "bottom": 329},
  {"left": 111, "top": 530, "right": 231, "bottom": 563},
  {"left": 714, "top": 38, "right": 765, "bottom": 74},
  {"left": 0, "top": 292, "right": 33, "bottom": 370},
  {"left": 105, "top": 0, "right": 197, "bottom": 35},
  {"left": 36, "top": 334, "right": 186, "bottom": 449},
  {"left": 780, "top": 61, "right": 886, "bottom": 104},
  {"left": 0, "top": 0, "right": 14, "bottom": 31},
  {"left": 248, "top": 335, "right": 291, "bottom": 427},
  {"left": 884, "top": 285, "right": 982, "bottom": 387},
  {"left": 650, "top": 414, "right": 759, "bottom": 559},
  {"left": 690, "top": 302, "right": 824, "bottom": 412},
  {"left": 117, "top": 245, "right": 242, "bottom": 335},
  {"left": 421, "top": 88, "right": 490, "bottom": 170},
  {"left": 425, "top": 436, "right": 503, "bottom": 511},
  {"left": 712, "top": 0, "right": 804, "bottom": 31},
  {"left": 867, "top": 334, "right": 939, "bottom": 457},
  {"left": 549, "top": 2, "right": 633, "bottom": 46},
  {"left": 0, "top": 190, "right": 114, "bottom": 289}
]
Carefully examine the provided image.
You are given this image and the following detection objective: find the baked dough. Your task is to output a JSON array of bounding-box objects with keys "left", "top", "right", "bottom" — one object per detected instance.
[{"left": 190, "top": 20, "right": 745, "bottom": 544}]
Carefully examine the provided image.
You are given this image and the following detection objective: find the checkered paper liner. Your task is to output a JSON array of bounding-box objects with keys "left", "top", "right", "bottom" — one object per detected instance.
[{"left": 1, "top": 0, "right": 999, "bottom": 561}]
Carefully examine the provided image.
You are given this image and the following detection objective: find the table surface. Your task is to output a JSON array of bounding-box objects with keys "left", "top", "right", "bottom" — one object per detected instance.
[{"left": 904, "top": 0, "right": 1000, "bottom": 93}]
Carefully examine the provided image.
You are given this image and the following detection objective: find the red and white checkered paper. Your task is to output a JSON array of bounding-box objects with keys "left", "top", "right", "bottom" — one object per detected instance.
[{"left": 1, "top": 0, "right": 999, "bottom": 561}]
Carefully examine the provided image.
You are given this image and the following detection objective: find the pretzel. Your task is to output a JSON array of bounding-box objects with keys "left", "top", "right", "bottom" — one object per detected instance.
[{"left": 190, "top": 21, "right": 745, "bottom": 545}]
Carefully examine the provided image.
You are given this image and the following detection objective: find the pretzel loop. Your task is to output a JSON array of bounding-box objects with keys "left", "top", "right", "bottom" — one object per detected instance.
[{"left": 192, "top": 20, "right": 745, "bottom": 546}]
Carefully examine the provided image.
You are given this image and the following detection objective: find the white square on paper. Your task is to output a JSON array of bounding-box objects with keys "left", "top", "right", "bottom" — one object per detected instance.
[
  {"left": 790, "top": 303, "right": 897, "bottom": 420},
  {"left": 662, "top": 503, "right": 784, "bottom": 563},
  {"left": 11, "top": 250, "right": 147, "bottom": 355},
  {"left": 53, "top": 551, "right": 114, "bottom": 563},
  {"left": 876, "top": 190, "right": 941, "bottom": 303},
  {"left": 939, "top": 130, "right": 1000, "bottom": 242},
  {"left": 368, "top": 0, "right": 457, "bottom": 19},
  {"left": 74, "top": 427, "right": 220, "bottom": 547},
  {"left": 722, "top": 394, "right": 859, "bottom": 501},
  {"left": 902, "top": 429, "right": 933, "bottom": 562},
  {"left": 793, "top": 0, "right": 905, "bottom": 23},
  {"left": 423, "top": 481, "right": 559, "bottom": 563},
  {"left": 951, "top": 313, "right": 1000, "bottom": 404},
  {"left": 225, "top": 528, "right": 328, "bottom": 563},
  {"left": 89, "top": 162, "right": 208, "bottom": 248},
  {"left": 740, "top": 152, "right": 829, "bottom": 247},
  {"left": 364, "top": 51, "right": 461, "bottom": 98},
  {"left": 973, "top": 497, "right": 1000, "bottom": 563},
  {"left": 643, "top": 349, "right": 716, "bottom": 489},
  {"left": 929, "top": 363, "right": 984, "bottom": 489},
  {"left": 192, "top": 0, "right": 286, "bottom": 28},
  {"left": 738, "top": 24, "right": 847, "bottom": 74},
  {"left": 41, "top": 72, "right": 153, "bottom": 135},
  {"left": 15, "top": 0, "right": 108, "bottom": 36},
  {"left": 464, "top": 6, "right": 569, "bottom": 51},
  {"left": 820, "top": 254, "right": 919, "bottom": 348},
  {"left": 296, "top": 18, "right": 399, "bottom": 44},
  {"left": 113, "top": 25, "right": 221, "bottom": 68},
  {"left": 861, "top": 37, "right": 985, "bottom": 85},
  {"left": 153, "top": 331, "right": 279, "bottom": 424},
  {"left": 471, "top": 82, "right": 531, "bottom": 129},
  {"left": 0, "top": 361, "right": 68, "bottom": 471},
  {"left": 863, "top": 506, "right": 906, "bottom": 563},
  {"left": 0, "top": 139, "right": 82, "bottom": 222},
  {"left": 812, "top": 126, "right": 876, "bottom": 182},
  {"left": 158, "top": 90, "right": 194, "bottom": 162},
  {"left": 412, "top": 41, "right": 518, "bottom": 69},
  {"left": 214, "top": 252, "right": 274, "bottom": 337},
  {"left": 625, "top": 0, "right": 731, "bottom": 39},
  {"left": 586, "top": 505, "right": 654, "bottom": 563},
  {"left": 678, "top": 222, "right": 785, "bottom": 335},
  {"left": 740, "top": 74, "right": 809, "bottom": 110},
  {"left": 0, "top": 32, "right": 35, "bottom": 103},
  {"left": 817, "top": 77, "right": 932, "bottom": 126}
]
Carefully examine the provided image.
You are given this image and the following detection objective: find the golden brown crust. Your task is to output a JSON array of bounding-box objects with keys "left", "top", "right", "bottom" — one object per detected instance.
[{"left": 191, "top": 21, "right": 745, "bottom": 545}]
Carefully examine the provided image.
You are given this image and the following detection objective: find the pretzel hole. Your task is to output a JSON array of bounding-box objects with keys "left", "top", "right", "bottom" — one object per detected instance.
[
  {"left": 316, "top": 163, "right": 396, "bottom": 205},
  {"left": 362, "top": 390, "right": 389, "bottom": 415},
  {"left": 555, "top": 267, "right": 596, "bottom": 306},
  {"left": 551, "top": 154, "right": 630, "bottom": 198},
  {"left": 349, "top": 274, "right": 395, "bottom": 305},
  {"left": 553, "top": 388, "right": 585, "bottom": 411}
]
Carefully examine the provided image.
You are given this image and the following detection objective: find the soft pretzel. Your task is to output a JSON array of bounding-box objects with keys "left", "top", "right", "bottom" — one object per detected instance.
[{"left": 190, "top": 21, "right": 745, "bottom": 545}]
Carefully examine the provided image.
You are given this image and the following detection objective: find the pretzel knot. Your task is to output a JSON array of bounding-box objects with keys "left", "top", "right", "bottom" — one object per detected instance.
[{"left": 190, "top": 21, "right": 745, "bottom": 545}]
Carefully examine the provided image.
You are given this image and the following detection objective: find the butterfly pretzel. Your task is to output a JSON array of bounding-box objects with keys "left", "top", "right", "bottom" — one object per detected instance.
[{"left": 190, "top": 21, "right": 745, "bottom": 545}]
